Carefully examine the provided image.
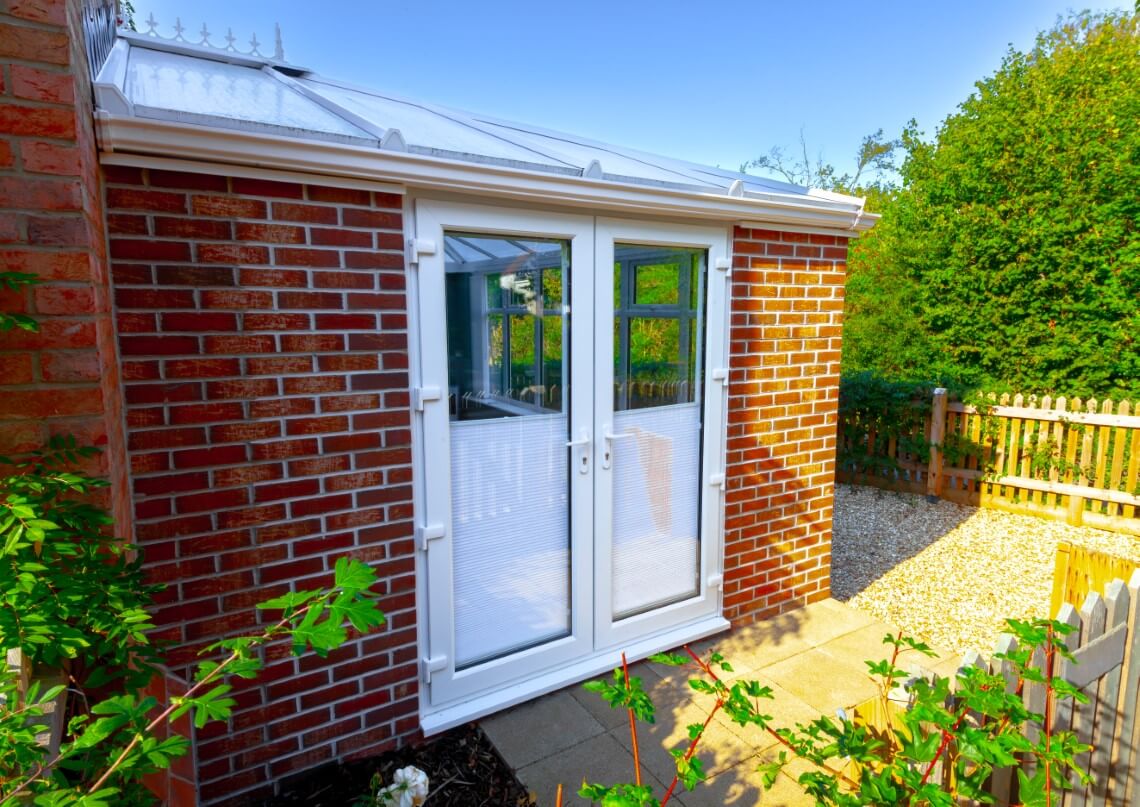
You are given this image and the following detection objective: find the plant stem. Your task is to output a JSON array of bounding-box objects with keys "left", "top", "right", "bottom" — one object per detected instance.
[
  {"left": 84, "top": 607, "right": 302, "bottom": 794},
  {"left": 621, "top": 652, "right": 641, "bottom": 788}
]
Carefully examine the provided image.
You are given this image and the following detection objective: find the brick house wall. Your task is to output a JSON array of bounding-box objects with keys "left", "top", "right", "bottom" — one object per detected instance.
[
  {"left": 102, "top": 167, "right": 420, "bottom": 804},
  {"left": 0, "top": 0, "right": 129, "bottom": 525},
  {"left": 722, "top": 226, "right": 847, "bottom": 624}
]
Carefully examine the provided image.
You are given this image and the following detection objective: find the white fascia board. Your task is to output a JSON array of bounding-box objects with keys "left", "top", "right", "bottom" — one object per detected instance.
[{"left": 96, "top": 114, "right": 878, "bottom": 234}]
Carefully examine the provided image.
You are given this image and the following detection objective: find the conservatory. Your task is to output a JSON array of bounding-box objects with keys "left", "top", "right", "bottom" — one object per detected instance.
[{"left": 79, "top": 18, "right": 874, "bottom": 801}]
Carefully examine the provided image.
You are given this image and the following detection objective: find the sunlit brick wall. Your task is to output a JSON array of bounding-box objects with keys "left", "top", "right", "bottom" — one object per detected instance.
[
  {"left": 103, "top": 168, "right": 419, "bottom": 804},
  {"left": 722, "top": 226, "right": 848, "bottom": 625}
]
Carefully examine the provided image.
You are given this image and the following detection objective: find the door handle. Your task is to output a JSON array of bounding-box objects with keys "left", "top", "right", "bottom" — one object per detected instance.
[
  {"left": 566, "top": 429, "right": 591, "bottom": 474},
  {"left": 602, "top": 427, "right": 634, "bottom": 470}
]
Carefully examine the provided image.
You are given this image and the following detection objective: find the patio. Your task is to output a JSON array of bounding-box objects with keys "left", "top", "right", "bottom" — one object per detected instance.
[{"left": 483, "top": 598, "right": 959, "bottom": 805}]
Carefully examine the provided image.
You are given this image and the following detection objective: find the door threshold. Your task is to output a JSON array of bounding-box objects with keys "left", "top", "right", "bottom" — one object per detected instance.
[{"left": 421, "top": 614, "right": 731, "bottom": 736}]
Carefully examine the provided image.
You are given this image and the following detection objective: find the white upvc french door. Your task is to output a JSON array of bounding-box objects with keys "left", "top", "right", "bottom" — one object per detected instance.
[
  {"left": 414, "top": 199, "right": 730, "bottom": 724},
  {"left": 593, "top": 219, "right": 730, "bottom": 650},
  {"left": 415, "top": 200, "right": 596, "bottom": 707}
]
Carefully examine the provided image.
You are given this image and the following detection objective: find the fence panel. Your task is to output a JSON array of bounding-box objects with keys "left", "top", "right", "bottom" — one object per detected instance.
[{"left": 838, "top": 390, "right": 1140, "bottom": 536}]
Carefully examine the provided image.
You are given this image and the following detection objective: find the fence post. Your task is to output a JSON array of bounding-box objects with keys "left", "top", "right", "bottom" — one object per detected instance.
[{"left": 927, "top": 387, "right": 948, "bottom": 502}]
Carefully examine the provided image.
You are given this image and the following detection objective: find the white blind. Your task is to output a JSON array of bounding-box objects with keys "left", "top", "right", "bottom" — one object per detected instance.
[
  {"left": 450, "top": 413, "right": 571, "bottom": 668},
  {"left": 611, "top": 402, "right": 701, "bottom": 618}
]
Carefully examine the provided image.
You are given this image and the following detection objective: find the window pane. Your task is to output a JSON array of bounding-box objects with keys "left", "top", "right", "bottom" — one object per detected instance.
[
  {"left": 614, "top": 244, "right": 705, "bottom": 411},
  {"left": 445, "top": 232, "right": 567, "bottom": 419},
  {"left": 634, "top": 262, "right": 680, "bottom": 305}
]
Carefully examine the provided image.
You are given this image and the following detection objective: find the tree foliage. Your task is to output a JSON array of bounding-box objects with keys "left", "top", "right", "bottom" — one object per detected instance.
[{"left": 844, "top": 11, "right": 1140, "bottom": 398}]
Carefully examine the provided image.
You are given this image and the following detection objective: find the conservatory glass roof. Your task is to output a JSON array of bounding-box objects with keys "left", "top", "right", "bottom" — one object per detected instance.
[{"left": 94, "top": 29, "right": 866, "bottom": 217}]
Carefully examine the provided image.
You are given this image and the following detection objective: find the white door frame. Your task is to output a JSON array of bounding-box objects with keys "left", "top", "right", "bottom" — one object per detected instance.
[{"left": 411, "top": 198, "right": 731, "bottom": 732}]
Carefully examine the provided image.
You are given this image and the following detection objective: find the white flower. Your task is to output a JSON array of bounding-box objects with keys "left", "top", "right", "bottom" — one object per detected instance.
[{"left": 377, "top": 766, "right": 429, "bottom": 807}]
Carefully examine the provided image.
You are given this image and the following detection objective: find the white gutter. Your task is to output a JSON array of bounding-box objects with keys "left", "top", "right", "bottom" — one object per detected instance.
[{"left": 95, "top": 113, "right": 878, "bottom": 235}]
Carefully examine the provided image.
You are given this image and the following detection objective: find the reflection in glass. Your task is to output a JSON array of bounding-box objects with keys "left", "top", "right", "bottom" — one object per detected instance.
[
  {"left": 613, "top": 246, "right": 705, "bottom": 411},
  {"left": 444, "top": 231, "right": 572, "bottom": 669},
  {"left": 445, "top": 233, "right": 567, "bottom": 419}
]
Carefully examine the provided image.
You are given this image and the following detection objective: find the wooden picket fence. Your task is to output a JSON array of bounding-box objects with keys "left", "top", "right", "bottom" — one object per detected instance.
[{"left": 839, "top": 390, "right": 1140, "bottom": 536}]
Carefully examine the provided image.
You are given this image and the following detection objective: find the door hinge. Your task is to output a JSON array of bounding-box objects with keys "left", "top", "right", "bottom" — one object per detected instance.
[
  {"left": 709, "top": 472, "right": 725, "bottom": 491},
  {"left": 707, "top": 573, "right": 724, "bottom": 591},
  {"left": 414, "top": 386, "right": 442, "bottom": 411},
  {"left": 415, "top": 523, "right": 445, "bottom": 552},
  {"left": 714, "top": 256, "right": 732, "bottom": 277},
  {"left": 407, "top": 237, "right": 438, "bottom": 266},
  {"left": 710, "top": 368, "right": 729, "bottom": 387},
  {"left": 420, "top": 654, "right": 448, "bottom": 685}
]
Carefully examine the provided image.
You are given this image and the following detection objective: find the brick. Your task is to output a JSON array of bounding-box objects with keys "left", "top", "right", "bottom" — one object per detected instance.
[
  {"left": 342, "top": 209, "right": 401, "bottom": 229},
  {"left": 205, "top": 378, "right": 279, "bottom": 399},
  {"left": 27, "top": 215, "right": 89, "bottom": 246},
  {"left": 315, "top": 313, "right": 375, "bottom": 330},
  {"left": 161, "top": 312, "right": 239, "bottom": 332},
  {"left": 0, "top": 354, "right": 35, "bottom": 384},
  {"left": 33, "top": 285, "right": 94, "bottom": 314},
  {"left": 199, "top": 289, "right": 272, "bottom": 309},
  {"left": 210, "top": 421, "right": 281, "bottom": 443},
  {"left": 271, "top": 201, "right": 337, "bottom": 224},
  {"left": 110, "top": 239, "right": 193, "bottom": 261},
  {"left": 312, "top": 270, "right": 374, "bottom": 290},
  {"left": 167, "top": 445, "right": 249, "bottom": 471},
  {"left": 124, "top": 382, "right": 201, "bottom": 405},
  {"left": 246, "top": 355, "right": 312, "bottom": 375},
  {"left": 239, "top": 268, "right": 308, "bottom": 288},
  {"left": 203, "top": 335, "right": 276, "bottom": 354},
  {"left": 274, "top": 247, "right": 340, "bottom": 268},
  {"left": 251, "top": 438, "right": 319, "bottom": 461},
  {"left": 278, "top": 291, "right": 342, "bottom": 310},
  {"left": 148, "top": 170, "right": 228, "bottom": 191},
  {"left": 234, "top": 222, "right": 305, "bottom": 244},
  {"left": 197, "top": 244, "right": 269, "bottom": 265},
  {"left": 0, "top": 177, "right": 82, "bottom": 213},
  {"left": 107, "top": 188, "right": 187, "bottom": 213},
  {"left": 153, "top": 217, "right": 233, "bottom": 240},
  {"left": 119, "top": 336, "right": 200, "bottom": 356},
  {"left": 306, "top": 186, "right": 371, "bottom": 205},
  {"left": 254, "top": 479, "right": 320, "bottom": 502},
  {"left": 345, "top": 251, "right": 403, "bottom": 270},
  {"left": 177, "top": 488, "right": 248, "bottom": 514},
  {"left": 231, "top": 178, "right": 304, "bottom": 199},
  {"left": 249, "top": 398, "right": 313, "bottom": 418},
  {"left": 285, "top": 416, "right": 349, "bottom": 436},
  {"left": 310, "top": 227, "right": 371, "bottom": 247},
  {"left": 10, "top": 64, "right": 74, "bottom": 103},
  {"left": 0, "top": 102, "right": 75, "bottom": 140},
  {"left": 168, "top": 402, "right": 245, "bottom": 425},
  {"left": 191, "top": 195, "right": 267, "bottom": 218},
  {"left": 40, "top": 351, "right": 99, "bottom": 382},
  {"left": 21, "top": 140, "right": 81, "bottom": 175},
  {"left": 243, "top": 312, "right": 310, "bottom": 330},
  {"left": 165, "top": 358, "right": 241, "bottom": 378},
  {"left": 280, "top": 334, "right": 342, "bottom": 352}
]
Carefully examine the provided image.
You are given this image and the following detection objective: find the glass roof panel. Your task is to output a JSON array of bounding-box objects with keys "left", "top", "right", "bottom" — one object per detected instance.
[
  {"left": 300, "top": 79, "right": 574, "bottom": 168},
  {"left": 125, "top": 48, "right": 372, "bottom": 139}
]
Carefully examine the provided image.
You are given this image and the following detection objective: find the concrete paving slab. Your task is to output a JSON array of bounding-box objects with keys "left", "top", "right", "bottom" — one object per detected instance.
[
  {"left": 481, "top": 689, "right": 605, "bottom": 769},
  {"left": 761, "top": 648, "right": 879, "bottom": 714},
  {"left": 715, "top": 676, "right": 823, "bottom": 753},
  {"left": 570, "top": 660, "right": 694, "bottom": 732},
  {"left": 515, "top": 731, "right": 671, "bottom": 807},
  {"left": 608, "top": 696, "right": 754, "bottom": 785},
  {"left": 670, "top": 755, "right": 776, "bottom": 807},
  {"left": 818, "top": 621, "right": 955, "bottom": 675}
]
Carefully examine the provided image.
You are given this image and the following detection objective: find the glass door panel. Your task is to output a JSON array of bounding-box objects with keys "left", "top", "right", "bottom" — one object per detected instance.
[
  {"left": 609, "top": 245, "right": 705, "bottom": 619},
  {"left": 444, "top": 233, "right": 571, "bottom": 668}
]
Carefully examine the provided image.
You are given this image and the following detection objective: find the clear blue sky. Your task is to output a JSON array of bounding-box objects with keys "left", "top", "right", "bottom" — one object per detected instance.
[{"left": 129, "top": 1, "right": 1129, "bottom": 181}]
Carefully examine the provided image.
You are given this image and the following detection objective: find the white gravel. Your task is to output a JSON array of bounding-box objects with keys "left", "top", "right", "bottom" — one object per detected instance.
[{"left": 831, "top": 484, "right": 1140, "bottom": 656}]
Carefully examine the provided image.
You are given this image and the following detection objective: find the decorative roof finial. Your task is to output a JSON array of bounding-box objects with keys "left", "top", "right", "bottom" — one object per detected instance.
[{"left": 133, "top": 15, "right": 289, "bottom": 63}]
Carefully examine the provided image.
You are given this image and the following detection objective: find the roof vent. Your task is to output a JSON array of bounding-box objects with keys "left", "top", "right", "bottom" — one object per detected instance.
[{"left": 583, "top": 159, "right": 604, "bottom": 179}]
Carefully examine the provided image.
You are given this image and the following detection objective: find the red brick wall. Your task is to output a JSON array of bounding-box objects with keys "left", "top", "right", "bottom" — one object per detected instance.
[
  {"left": 103, "top": 168, "right": 419, "bottom": 804},
  {"left": 0, "top": 0, "right": 129, "bottom": 526},
  {"left": 722, "top": 226, "right": 847, "bottom": 624}
]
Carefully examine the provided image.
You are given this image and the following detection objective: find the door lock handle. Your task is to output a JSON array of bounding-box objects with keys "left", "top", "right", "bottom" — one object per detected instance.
[
  {"left": 602, "top": 427, "right": 634, "bottom": 469},
  {"left": 566, "top": 429, "right": 591, "bottom": 474}
]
